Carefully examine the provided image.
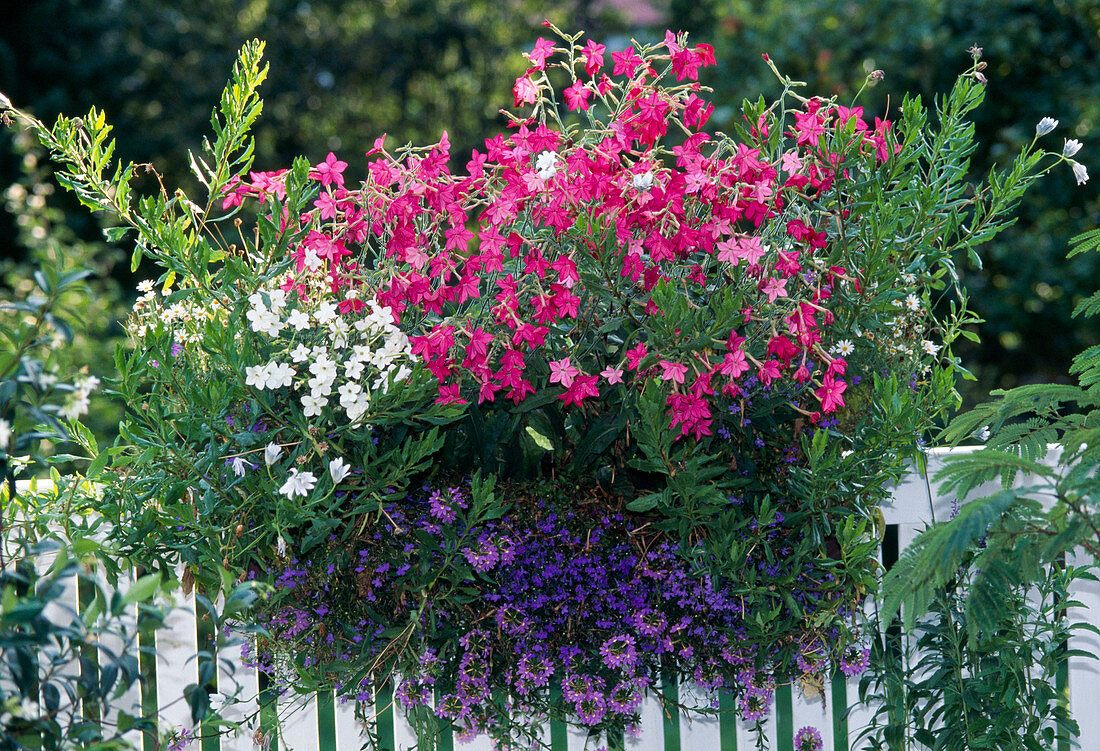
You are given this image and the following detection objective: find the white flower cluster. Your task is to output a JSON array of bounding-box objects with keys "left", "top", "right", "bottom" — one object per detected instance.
[
  {"left": 59, "top": 374, "right": 101, "bottom": 421},
  {"left": 130, "top": 279, "right": 218, "bottom": 343},
  {"left": 244, "top": 289, "right": 415, "bottom": 426}
]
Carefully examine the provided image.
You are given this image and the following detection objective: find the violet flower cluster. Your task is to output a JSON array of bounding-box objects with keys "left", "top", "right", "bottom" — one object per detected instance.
[{"left": 249, "top": 481, "right": 868, "bottom": 741}]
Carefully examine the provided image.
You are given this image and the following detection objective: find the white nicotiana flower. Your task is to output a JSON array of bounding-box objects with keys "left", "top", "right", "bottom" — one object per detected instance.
[
  {"left": 264, "top": 442, "right": 282, "bottom": 466},
  {"left": 247, "top": 307, "right": 283, "bottom": 337},
  {"left": 1071, "top": 160, "right": 1089, "bottom": 186},
  {"left": 329, "top": 317, "right": 350, "bottom": 348},
  {"left": 303, "top": 247, "right": 323, "bottom": 272},
  {"left": 1036, "top": 117, "right": 1059, "bottom": 136},
  {"left": 338, "top": 381, "right": 362, "bottom": 409},
  {"left": 1064, "top": 139, "right": 1083, "bottom": 158},
  {"left": 301, "top": 393, "right": 327, "bottom": 417},
  {"left": 632, "top": 171, "right": 654, "bottom": 191},
  {"left": 0, "top": 418, "right": 11, "bottom": 451},
  {"left": 245, "top": 364, "right": 269, "bottom": 390},
  {"left": 309, "top": 354, "right": 337, "bottom": 383},
  {"left": 345, "top": 393, "right": 371, "bottom": 424},
  {"left": 287, "top": 309, "right": 311, "bottom": 330},
  {"left": 264, "top": 361, "right": 295, "bottom": 390},
  {"left": 345, "top": 359, "right": 365, "bottom": 381},
  {"left": 833, "top": 339, "right": 855, "bottom": 357},
  {"left": 535, "top": 150, "right": 558, "bottom": 180},
  {"left": 278, "top": 468, "right": 317, "bottom": 498},
  {"left": 315, "top": 302, "right": 338, "bottom": 325},
  {"left": 290, "top": 343, "right": 311, "bottom": 363},
  {"left": 308, "top": 377, "right": 333, "bottom": 397},
  {"left": 268, "top": 288, "right": 287, "bottom": 311},
  {"left": 329, "top": 457, "right": 351, "bottom": 483}
]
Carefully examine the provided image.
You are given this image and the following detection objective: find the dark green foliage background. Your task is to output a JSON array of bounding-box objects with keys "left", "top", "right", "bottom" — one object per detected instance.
[{"left": 1, "top": 0, "right": 1098, "bottom": 437}]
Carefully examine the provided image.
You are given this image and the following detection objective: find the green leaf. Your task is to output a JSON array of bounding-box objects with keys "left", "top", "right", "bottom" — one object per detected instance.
[
  {"left": 121, "top": 573, "right": 162, "bottom": 606},
  {"left": 524, "top": 425, "right": 554, "bottom": 451}
]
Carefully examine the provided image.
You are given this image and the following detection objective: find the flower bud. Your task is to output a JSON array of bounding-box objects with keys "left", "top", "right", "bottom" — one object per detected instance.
[
  {"left": 1063, "top": 139, "right": 1083, "bottom": 158},
  {"left": 1036, "top": 117, "right": 1058, "bottom": 136}
]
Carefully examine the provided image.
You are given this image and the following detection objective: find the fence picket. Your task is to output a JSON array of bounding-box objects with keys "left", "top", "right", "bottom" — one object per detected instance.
[
  {"left": 676, "top": 684, "right": 720, "bottom": 750},
  {"left": 16, "top": 454, "right": 1100, "bottom": 750}
]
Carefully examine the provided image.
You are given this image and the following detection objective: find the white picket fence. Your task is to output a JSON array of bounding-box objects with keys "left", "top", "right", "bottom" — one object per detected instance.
[{"left": 23, "top": 448, "right": 1100, "bottom": 751}]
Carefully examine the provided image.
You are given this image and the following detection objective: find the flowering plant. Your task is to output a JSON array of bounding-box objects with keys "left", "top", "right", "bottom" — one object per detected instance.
[{"left": 2, "top": 30, "right": 1076, "bottom": 747}]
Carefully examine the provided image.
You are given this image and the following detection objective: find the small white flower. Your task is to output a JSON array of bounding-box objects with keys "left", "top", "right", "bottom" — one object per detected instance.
[
  {"left": 287, "top": 309, "right": 311, "bottom": 330},
  {"left": 307, "top": 377, "right": 333, "bottom": 397},
  {"left": 301, "top": 393, "right": 327, "bottom": 417},
  {"left": 328, "top": 457, "right": 351, "bottom": 483},
  {"left": 1071, "top": 160, "right": 1089, "bottom": 186},
  {"left": 1063, "top": 139, "right": 1083, "bottom": 158},
  {"left": 17, "top": 698, "right": 39, "bottom": 720},
  {"left": 344, "top": 359, "right": 365, "bottom": 381},
  {"left": 290, "top": 344, "right": 311, "bottom": 363},
  {"left": 264, "top": 361, "right": 295, "bottom": 390},
  {"left": 1036, "top": 117, "right": 1059, "bottom": 136},
  {"left": 59, "top": 394, "right": 90, "bottom": 421},
  {"left": 315, "top": 302, "right": 338, "bottom": 325},
  {"left": 901, "top": 272, "right": 917, "bottom": 284},
  {"left": 245, "top": 364, "right": 269, "bottom": 390},
  {"left": 231, "top": 456, "right": 249, "bottom": 477},
  {"left": 309, "top": 354, "right": 337, "bottom": 383},
  {"left": 276, "top": 535, "right": 287, "bottom": 555},
  {"left": 922, "top": 340, "right": 941, "bottom": 356},
  {"left": 268, "top": 288, "right": 287, "bottom": 311},
  {"left": 535, "top": 150, "right": 558, "bottom": 180},
  {"left": 345, "top": 393, "right": 371, "bottom": 424},
  {"left": 264, "top": 442, "right": 282, "bottom": 466},
  {"left": 975, "top": 425, "right": 992, "bottom": 442},
  {"left": 329, "top": 317, "right": 350, "bottom": 348},
  {"left": 247, "top": 307, "right": 283, "bottom": 337},
  {"left": 278, "top": 468, "right": 317, "bottom": 498},
  {"left": 0, "top": 419, "right": 11, "bottom": 451},
  {"left": 632, "top": 171, "right": 654, "bottom": 191},
  {"left": 137, "top": 280, "right": 155, "bottom": 294},
  {"left": 338, "top": 382, "right": 363, "bottom": 411},
  {"left": 833, "top": 339, "right": 855, "bottom": 357},
  {"left": 904, "top": 293, "right": 921, "bottom": 312}
]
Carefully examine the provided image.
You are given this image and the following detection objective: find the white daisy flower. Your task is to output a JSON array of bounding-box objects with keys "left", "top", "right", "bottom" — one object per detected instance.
[{"left": 833, "top": 339, "right": 855, "bottom": 357}]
